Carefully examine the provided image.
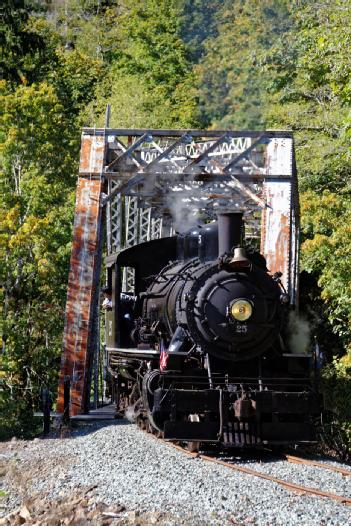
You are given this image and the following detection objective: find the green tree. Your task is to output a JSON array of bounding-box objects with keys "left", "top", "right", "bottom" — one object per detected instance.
[
  {"left": 178, "top": 0, "right": 222, "bottom": 63},
  {"left": 321, "top": 352, "right": 351, "bottom": 461},
  {"left": 0, "top": 0, "right": 46, "bottom": 85},
  {"left": 265, "top": 0, "right": 351, "bottom": 191},
  {"left": 301, "top": 190, "right": 351, "bottom": 346},
  {"left": 265, "top": 0, "right": 351, "bottom": 351},
  {"left": 85, "top": 0, "right": 200, "bottom": 128},
  {"left": 196, "top": 0, "right": 292, "bottom": 128},
  {"left": 49, "top": 0, "right": 121, "bottom": 63},
  {"left": 0, "top": 81, "right": 77, "bottom": 437}
]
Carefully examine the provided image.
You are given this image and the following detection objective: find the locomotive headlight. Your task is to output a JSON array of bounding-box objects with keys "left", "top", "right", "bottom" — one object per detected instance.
[{"left": 230, "top": 299, "right": 253, "bottom": 322}]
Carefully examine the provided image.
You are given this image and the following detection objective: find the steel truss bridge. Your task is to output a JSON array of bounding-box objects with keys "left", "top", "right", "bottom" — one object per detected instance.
[{"left": 57, "top": 128, "right": 299, "bottom": 415}]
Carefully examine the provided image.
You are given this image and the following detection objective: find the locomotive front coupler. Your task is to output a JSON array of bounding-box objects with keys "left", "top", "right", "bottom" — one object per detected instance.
[{"left": 233, "top": 392, "right": 256, "bottom": 420}]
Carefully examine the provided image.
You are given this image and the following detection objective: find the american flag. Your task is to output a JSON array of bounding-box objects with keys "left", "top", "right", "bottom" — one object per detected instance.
[{"left": 159, "top": 338, "right": 168, "bottom": 371}]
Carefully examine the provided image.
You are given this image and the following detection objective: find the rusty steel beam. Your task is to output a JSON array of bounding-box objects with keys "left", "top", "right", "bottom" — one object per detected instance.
[
  {"left": 260, "top": 138, "right": 296, "bottom": 297},
  {"left": 57, "top": 178, "right": 103, "bottom": 415},
  {"left": 83, "top": 128, "right": 294, "bottom": 138},
  {"left": 57, "top": 135, "right": 106, "bottom": 415}
]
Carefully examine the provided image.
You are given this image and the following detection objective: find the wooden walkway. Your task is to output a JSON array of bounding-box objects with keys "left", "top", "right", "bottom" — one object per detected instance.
[
  {"left": 34, "top": 403, "right": 117, "bottom": 422},
  {"left": 71, "top": 404, "right": 117, "bottom": 421}
]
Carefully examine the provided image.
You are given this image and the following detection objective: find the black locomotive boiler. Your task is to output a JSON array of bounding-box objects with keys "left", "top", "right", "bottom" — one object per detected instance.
[{"left": 105, "top": 213, "right": 320, "bottom": 448}]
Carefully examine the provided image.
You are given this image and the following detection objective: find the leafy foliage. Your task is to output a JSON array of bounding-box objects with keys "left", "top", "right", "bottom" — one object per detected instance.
[
  {"left": 301, "top": 190, "right": 351, "bottom": 345},
  {"left": 0, "top": 1, "right": 108, "bottom": 436},
  {"left": 263, "top": 1, "right": 351, "bottom": 348},
  {"left": 50, "top": 0, "right": 121, "bottom": 63},
  {"left": 178, "top": 0, "right": 222, "bottom": 63},
  {"left": 265, "top": 0, "right": 351, "bottom": 191},
  {"left": 0, "top": 0, "right": 46, "bottom": 85},
  {"left": 0, "top": 81, "right": 77, "bottom": 435},
  {"left": 85, "top": 0, "right": 200, "bottom": 128},
  {"left": 320, "top": 353, "right": 351, "bottom": 461},
  {"left": 196, "top": 0, "right": 292, "bottom": 128},
  {"left": 261, "top": 2, "right": 351, "bottom": 457}
]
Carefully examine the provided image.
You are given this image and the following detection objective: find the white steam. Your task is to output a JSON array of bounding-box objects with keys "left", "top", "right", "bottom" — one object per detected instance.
[
  {"left": 124, "top": 404, "right": 137, "bottom": 423},
  {"left": 167, "top": 193, "right": 200, "bottom": 233},
  {"left": 288, "top": 311, "right": 311, "bottom": 354}
]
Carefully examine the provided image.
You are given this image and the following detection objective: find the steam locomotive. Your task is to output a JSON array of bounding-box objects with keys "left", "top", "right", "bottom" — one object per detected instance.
[{"left": 105, "top": 213, "right": 320, "bottom": 448}]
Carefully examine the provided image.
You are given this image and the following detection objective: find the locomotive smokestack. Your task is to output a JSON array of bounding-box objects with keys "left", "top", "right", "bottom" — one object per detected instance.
[{"left": 217, "top": 213, "right": 243, "bottom": 255}]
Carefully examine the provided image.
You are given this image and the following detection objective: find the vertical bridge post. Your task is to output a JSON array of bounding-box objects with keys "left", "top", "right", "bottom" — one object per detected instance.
[
  {"left": 42, "top": 386, "right": 51, "bottom": 435},
  {"left": 260, "top": 137, "right": 298, "bottom": 302},
  {"left": 56, "top": 134, "right": 107, "bottom": 415}
]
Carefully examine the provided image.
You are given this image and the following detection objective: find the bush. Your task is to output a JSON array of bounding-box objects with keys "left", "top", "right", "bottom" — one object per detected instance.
[
  {"left": 320, "top": 353, "right": 351, "bottom": 462},
  {"left": 0, "top": 391, "right": 41, "bottom": 441}
]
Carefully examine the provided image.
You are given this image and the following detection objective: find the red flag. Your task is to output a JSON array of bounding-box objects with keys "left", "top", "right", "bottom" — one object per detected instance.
[{"left": 159, "top": 338, "right": 168, "bottom": 371}]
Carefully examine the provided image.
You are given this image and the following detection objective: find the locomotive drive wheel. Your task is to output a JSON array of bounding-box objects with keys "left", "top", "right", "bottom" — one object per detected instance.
[{"left": 187, "top": 414, "right": 201, "bottom": 453}]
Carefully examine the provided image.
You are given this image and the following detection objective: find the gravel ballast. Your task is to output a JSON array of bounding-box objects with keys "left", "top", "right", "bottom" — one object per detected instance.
[{"left": 1, "top": 420, "right": 351, "bottom": 525}]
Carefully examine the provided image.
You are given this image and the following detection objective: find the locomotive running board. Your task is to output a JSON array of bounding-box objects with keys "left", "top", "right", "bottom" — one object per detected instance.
[{"left": 107, "top": 347, "right": 160, "bottom": 360}]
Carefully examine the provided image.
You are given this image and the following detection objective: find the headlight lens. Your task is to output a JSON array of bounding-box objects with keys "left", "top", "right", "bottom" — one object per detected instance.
[{"left": 230, "top": 299, "right": 253, "bottom": 321}]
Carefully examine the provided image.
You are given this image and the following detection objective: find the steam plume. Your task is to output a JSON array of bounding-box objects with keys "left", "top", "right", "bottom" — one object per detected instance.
[
  {"left": 167, "top": 193, "right": 200, "bottom": 233},
  {"left": 288, "top": 311, "right": 310, "bottom": 354}
]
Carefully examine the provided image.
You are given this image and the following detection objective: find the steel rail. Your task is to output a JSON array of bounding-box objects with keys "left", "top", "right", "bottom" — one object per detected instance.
[
  {"left": 199, "top": 453, "right": 351, "bottom": 506},
  {"left": 146, "top": 433, "right": 351, "bottom": 506},
  {"left": 282, "top": 453, "right": 351, "bottom": 477}
]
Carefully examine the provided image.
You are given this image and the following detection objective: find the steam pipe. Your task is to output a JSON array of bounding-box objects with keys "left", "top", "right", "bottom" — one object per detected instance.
[{"left": 217, "top": 213, "right": 243, "bottom": 255}]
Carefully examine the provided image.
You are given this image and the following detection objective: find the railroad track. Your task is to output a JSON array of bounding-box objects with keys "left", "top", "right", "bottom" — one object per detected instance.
[
  {"left": 280, "top": 451, "right": 351, "bottom": 477},
  {"left": 145, "top": 429, "right": 351, "bottom": 506}
]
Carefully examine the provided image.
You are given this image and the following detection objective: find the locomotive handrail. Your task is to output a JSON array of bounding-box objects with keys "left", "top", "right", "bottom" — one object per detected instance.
[
  {"left": 158, "top": 375, "right": 314, "bottom": 391},
  {"left": 107, "top": 347, "right": 160, "bottom": 359}
]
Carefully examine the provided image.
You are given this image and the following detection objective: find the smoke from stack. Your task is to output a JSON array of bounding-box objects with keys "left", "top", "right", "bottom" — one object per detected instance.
[
  {"left": 167, "top": 193, "right": 199, "bottom": 233},
  {"left": 288, "top": 311, "right": 310, "bottom": 354}
]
